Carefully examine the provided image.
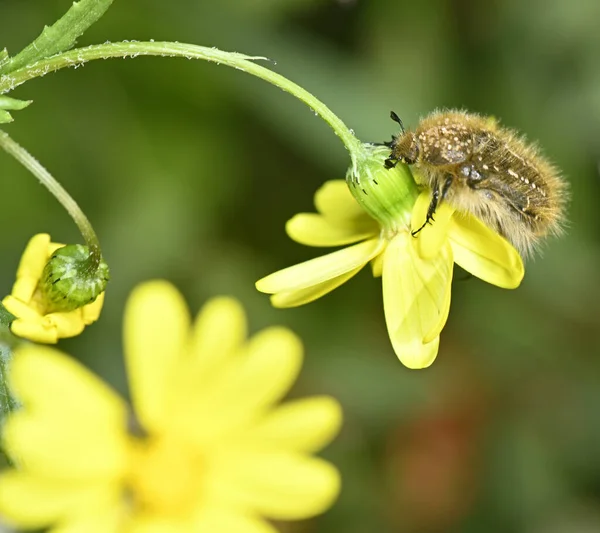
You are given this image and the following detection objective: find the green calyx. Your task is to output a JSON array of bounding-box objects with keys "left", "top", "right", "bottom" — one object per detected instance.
[
  {"left": 346, "top": 144, "right": 420, "bottom": 232},
  {"left": 40, "top": 245, "right": 110, "bottom": 313}
]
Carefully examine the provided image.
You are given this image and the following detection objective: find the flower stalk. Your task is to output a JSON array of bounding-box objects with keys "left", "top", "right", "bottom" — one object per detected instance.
[
  {"left": 0, "top": 130, "right": 102, "bottom": 269},
  {"left": 0, "top": 41, "right": 364, "bottom": 166}
]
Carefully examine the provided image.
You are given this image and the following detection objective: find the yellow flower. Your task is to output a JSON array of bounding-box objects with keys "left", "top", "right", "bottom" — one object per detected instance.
[
  {"left": 2, "top": 233, "right": 105, "bottom": 344},
  {"left": 0, "top": 281, "right": 342, "bottom": 533},
  {"left": 256, "top": 151, "right": 524, "bottom": 369}
]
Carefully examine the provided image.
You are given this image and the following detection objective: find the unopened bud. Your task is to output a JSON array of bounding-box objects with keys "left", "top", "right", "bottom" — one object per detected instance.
[{"left": 40, "top": 245, "right": 110, "bottom": 313}]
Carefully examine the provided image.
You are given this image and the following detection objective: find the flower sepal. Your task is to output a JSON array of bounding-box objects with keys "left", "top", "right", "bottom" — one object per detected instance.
[{"left": 346, "top": 144, "right": 419, "bottom": 232}]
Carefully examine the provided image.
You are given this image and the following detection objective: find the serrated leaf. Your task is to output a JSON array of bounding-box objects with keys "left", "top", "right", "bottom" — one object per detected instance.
[
  {"left": 0, "top": 96, "right": 32, "bottom": 111},
  {"left": 0, "top": 110, "right": 13, "bottom": 124},
  {"left": 0, "top": 0, "right": 115, "bottom": 75}
]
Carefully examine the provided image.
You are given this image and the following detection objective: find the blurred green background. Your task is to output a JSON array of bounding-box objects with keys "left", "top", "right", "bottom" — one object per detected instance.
[{"left": 1, "top": 0, "right": 600, "bottom": 531}]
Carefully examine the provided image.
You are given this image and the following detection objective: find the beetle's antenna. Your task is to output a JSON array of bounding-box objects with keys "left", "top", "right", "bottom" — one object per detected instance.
[{"left": 390, "top": 111, "right": 405, "bottom": 134}]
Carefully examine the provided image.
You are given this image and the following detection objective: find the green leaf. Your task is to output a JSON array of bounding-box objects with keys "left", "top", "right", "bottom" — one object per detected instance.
[
  {"left": 0, "top": 49, "right": 8, "bottom": 69},
  {"left": 0, "top": 0, "right": 115, "bottom": 75},
  {"left": 0, "top": 96, "right": 31, "bottom": 123},
  {"left": 0, "top": 96, "right": 32, "bottom": 111},
  {"left": 0, "top": 304, "right": 18, "bottom": 428},
  {"left": 0, "top": 303, "right": 19, "bottom": 350},
  {"left": 0, "top": 110, "right": 13, "bottom": 124},
  {"left": 0, "top": 303, "right": 16, "bottom": 328}
]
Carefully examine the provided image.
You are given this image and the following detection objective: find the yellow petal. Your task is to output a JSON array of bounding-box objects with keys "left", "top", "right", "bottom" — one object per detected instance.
[
  {"left": 127, "top": 517, "right": 190, "bottom": 533},
  {"left": 187, "top": 296, "right": 247, "bottom": 377},
  {"left": 8, "top": 346, "right": 124, "bottom": 423},
  {"left": 237, "top": 327, "right": 304, "bottom": 410},
  {"left": 382, "top": 233, "right": 453, "bottom": 369},
  {"left": 44, "top": 311, "right": 85, "bottom": 338},
  {"left": 0, "top": 472, "right": 117, "bottom": 529},
  {"left": 395, "top": 336, "right": 440, "bottom": 369},
  {"left": 181, "top": 328, "right": 303, "bottom": 443},
  {"left": 2, "top": 295, "right": 41, "bottom": 320},
  {"left": 48, "top": 242, "right": 65, "bottom": 254},
  {"left": 423, "top": 268, "right": 453, "bottom": 345},
  {"left": 51, "top": 511, "right": 122, "bottom": 533},
  {"left": 314, "top": 180, "right": 367, "bottom": 222},
  {"left": 286, "top": 213, "right": 378, "bottom": 247},
  {"left": 270, "top": 266, "right": 363, "bottom": 308},
  {"left": 81, "top": 291, "right": 105, "bottom": 324},
  {"left": 10, "top": 317, "right": 57, "bottom": 344},
  {"left": 256, "top": 238, "right": 384, "bottom": 294},
  {"left": 449, "top": 213, "right": 525, "bottom": 289},
  {"left": 192, "top": 511, "right": 278, "bottom": 533},
  {"left": 11, "top": 278, "right": 39, "bottom": 307},
  {"left": 213, "top": 453, "right": 340, "bottom": 520},
  {"left": 410, "top": 190, "right": 430, "bottom": 233},
  {"left": 246, "top": 396, "right": 342, "bottom": 452},
  {"left": 3, "top": 412, "right": 128, "bottom": 479},
  {"left": 124, "top": 281, "right": 191, "bottom": 432},
  {"left": 370, "top": 253, "right": 384, "bottom": 278},
  {"left": 12, "top": 233, "right": 51, "bottom": 302},
  {"left": 412, "top": 191, "right": 455, "bottom": 260},
  {"left": 5, "top": 347, "right": 128, "bottom": 475},
  {"left": 166, "top": 298, "right": 249, "bottom": 437}
]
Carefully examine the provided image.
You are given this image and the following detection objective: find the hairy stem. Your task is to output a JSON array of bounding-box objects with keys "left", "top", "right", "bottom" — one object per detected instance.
[
  {"left": 0, "top": 41, "right": 364, "bottom": 164},
  {"left": 0, "top": 130, "right": 102, "bottom": 267}
]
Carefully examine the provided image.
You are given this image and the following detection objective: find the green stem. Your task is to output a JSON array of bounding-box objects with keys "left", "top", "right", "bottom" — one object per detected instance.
[
  {"left": 0, "top": 130, "right": 102, "bottom": 267},
  {"left": 0, "top": 41, "right": 364, "bottom": 163}
]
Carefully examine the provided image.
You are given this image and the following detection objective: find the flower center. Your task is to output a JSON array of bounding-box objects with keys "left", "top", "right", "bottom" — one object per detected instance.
[
  {"left": 128, "top": 434, "right": 204, "bottom": 518},
  {"left": 346, "top": 144, "right": 420, "bottom": 232}
]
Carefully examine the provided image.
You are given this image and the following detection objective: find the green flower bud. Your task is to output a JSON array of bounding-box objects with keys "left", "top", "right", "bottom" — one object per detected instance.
[
  {"left": 40, "top": 245, "right": 110, "bottom": 313},
  {"left": 346, "top": 144, "right": 420, "bottom": 232}
]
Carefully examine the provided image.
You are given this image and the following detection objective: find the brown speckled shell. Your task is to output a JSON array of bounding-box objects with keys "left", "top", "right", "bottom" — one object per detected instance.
[{"left": 390, "top": 110, "right": 568, "bottom": 256}]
